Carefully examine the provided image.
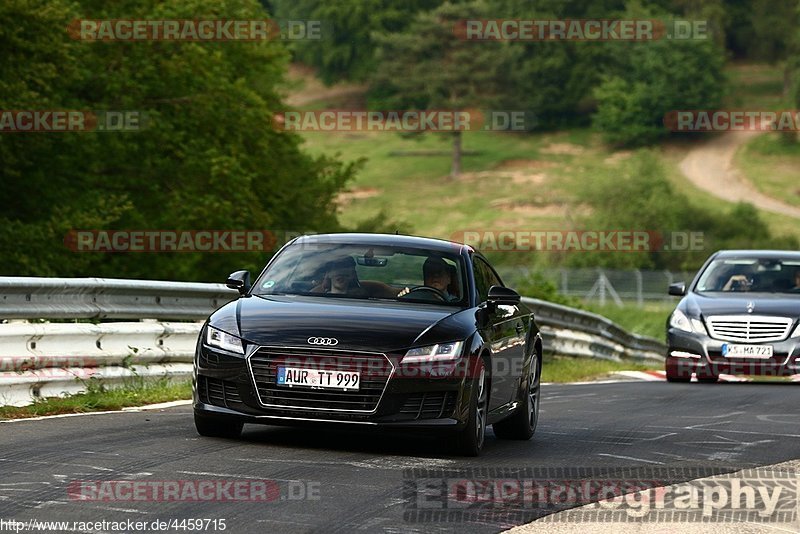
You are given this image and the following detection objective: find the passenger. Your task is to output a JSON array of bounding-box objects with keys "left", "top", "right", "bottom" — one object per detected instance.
[{"left": 311, "top": 257, "right": 367, "bottom": 297}]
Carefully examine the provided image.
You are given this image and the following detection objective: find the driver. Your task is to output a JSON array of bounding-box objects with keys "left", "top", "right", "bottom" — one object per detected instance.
[
  {"left": 398, "top": 257, "right": 458, "bottom": 301},
  {"left": 792, "top": 269, "right": 800, "bottom": 291}
]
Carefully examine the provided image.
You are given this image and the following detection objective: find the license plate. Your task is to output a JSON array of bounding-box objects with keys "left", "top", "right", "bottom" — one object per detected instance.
[
  {"left": 722, "top": 344, "right": 773, "bottom": 358},
  {"left": 276, "top": 367, "right": 360, "bottom": 390}
]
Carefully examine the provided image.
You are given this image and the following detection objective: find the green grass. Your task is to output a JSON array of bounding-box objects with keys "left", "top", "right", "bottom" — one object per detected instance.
[
  {"left": 0, "top": 377, "right": 191, "bottom": 420},
  {"left": 736, "top": 134, "right": 800, "bottom": 208},
  {"left": 723, "top": 62, "right": 790, "bottom": 111},
  {"left": 542, "top": 355, "right": 659, "bottom": 383},
  {"left": 723, "top": 60, "right": 800, "bottom": 211},
  {"left": 661, "top": 142, "right": 800, "bottom": 241},
  {"left": 584, "top": 302, "right": 672, "bottom": 340},
  {"left": 290, "top": 60, "right": 800, "bottom": 254},
  {"left": 302, "top": 128, "right": 584, "bottom": 237},
  {"left": 300, "top": 120, "right": 800, "bottom": 252}
]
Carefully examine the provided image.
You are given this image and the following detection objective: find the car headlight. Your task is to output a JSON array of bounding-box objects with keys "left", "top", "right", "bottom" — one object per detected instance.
[
  {"left": 792, "top": 322, "right": 800, "bottom": 338},
  {"left": 691, "top": 318, "right": 707, "bottom": 336},
  {"left": 669, "top": 310, "right": 707, "bottom": 335},
  {"left": 205, "top": 326, "right": 244, "bottom": 354},
  {"left": 403, "top": 341, "right": 464, "bottom": 364},
  {"left": 669, "top": 310, "right": 693, "bottom": 333}
]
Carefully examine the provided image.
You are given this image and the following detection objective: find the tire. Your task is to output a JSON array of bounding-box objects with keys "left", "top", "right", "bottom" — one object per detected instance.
[
  {"left": 493, "top": 350, "right": 540, "bottom": 440},
  {"left": 454, "top": 358, "right": 488, "bottom": 456},
  {"left": 696, "top": 369, "right": 719, "bottom": 383},
  {"left": 665, "top": 356, "right": 691, "bottom": 383},
  {"left": 194, "top": 412, "right": 244, "bottom": 438}
]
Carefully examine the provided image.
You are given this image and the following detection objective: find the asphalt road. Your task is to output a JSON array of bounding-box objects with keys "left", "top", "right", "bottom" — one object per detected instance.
[{"left": 1, "top": 381, "right": 799, "bottom": 533}]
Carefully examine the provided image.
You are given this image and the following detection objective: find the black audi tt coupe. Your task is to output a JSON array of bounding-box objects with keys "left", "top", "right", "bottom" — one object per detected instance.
[
  {"left": 193, "top": 233, "right": 542, "bottom": 455},
  {"left": 666, "top": 250, "right": 800, "bottom": 383}
]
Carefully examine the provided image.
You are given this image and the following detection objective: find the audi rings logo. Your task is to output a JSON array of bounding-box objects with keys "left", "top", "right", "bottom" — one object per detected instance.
[{"left": 307, "top": 337, "right": 339, "bottom": 346}]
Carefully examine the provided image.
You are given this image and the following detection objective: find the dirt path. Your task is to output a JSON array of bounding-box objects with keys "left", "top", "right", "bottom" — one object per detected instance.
[
  {"left": 679, "top": 129, "right": 800, "bottom": 219},
  {"left": 285, "top": 64, "right": 366, "bottom": 107}
]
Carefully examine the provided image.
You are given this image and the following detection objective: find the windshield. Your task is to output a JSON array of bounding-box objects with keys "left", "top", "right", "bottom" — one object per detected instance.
[
  {"left": 695, "top": 257, "right": 800, "bottom": 294},
  {"left": 252, "top": 242, "right": 467, "bottom": 306}
]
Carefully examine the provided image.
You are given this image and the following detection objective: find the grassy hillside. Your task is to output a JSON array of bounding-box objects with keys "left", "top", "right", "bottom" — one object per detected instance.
[
  {"left": 737, "top": 136, "right": 800, "bottom": 209},
  {"left": 286, "top": 63, "right": 800, "bottom": 338},
  {"left": 300, "top": 125, "right": 800, "bottom": 246},
  {"left": 289, "top": 63, "right": 800, "bottom": 248},
  {"left": 729, "top": 62, "right": 800, "bottom": 211}
]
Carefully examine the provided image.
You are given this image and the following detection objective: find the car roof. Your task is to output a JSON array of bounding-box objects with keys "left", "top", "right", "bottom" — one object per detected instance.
[
  {"left": 293, "top": 233, "right": 470, "bottom": 254},
  {"left": 712, "top": 250, "right": 800, "bottom": 261}
]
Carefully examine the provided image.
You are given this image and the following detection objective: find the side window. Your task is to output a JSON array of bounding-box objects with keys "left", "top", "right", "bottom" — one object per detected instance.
[{"left": 472, "top": 257, "right": 502, "bottom": 303}]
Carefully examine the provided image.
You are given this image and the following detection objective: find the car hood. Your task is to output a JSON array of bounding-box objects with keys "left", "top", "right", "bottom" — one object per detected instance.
[
  {"left": 683, "top": 292, "right": 800, "bottom": 318},
  {"left": 209, "top": 294, "right": 472, "bottom": 353}
]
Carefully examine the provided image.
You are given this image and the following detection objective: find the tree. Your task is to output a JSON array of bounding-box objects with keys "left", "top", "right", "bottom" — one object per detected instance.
[
  {"left": 566, "top": 153, "right": 798, "bottom": 270},
  {"left": 0, "top": 0, "right": 358, "bottom": 280},
  {"left": 486, "top": 0, "right": 626, "bottom": 129},
  {"left": 791, "top": 0, "right": 800, "bottom": 142},
  {"left": 268, "top": 0, "right": 444, "bottom": 84},
  {"left": 370, "top": 1, "right": 514, "bottom": 178},
  {"left": 592, "top": 39, "right": 725, "bottom": 147}
]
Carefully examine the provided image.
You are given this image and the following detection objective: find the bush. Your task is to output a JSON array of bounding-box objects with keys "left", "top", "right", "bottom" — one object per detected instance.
[
  {"left": 513, "top": 271, "right": 583, "bottom": 308},
  {"left": 592, "top": 40, "right": 726, "bottom": 147}
]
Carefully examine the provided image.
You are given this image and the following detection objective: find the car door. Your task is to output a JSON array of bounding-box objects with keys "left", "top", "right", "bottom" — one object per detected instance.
[{"left": 472, "top": 256, "right": 527, "bottom": 411}]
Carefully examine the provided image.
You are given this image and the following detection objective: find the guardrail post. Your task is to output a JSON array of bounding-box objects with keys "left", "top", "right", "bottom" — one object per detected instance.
[{"left": 635, "top": 269, "right": 643, "bottom": 307}]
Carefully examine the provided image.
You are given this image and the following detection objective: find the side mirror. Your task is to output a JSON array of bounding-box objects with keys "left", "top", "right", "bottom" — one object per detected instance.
[
  {"left": 226, "top": 270, "right": 251, "bottom": 295},
  {"left": 486, "top": 285, "right": 521, "bottom": 305},
  {"left": 668, "top": 282, "right": 686, "bottom": 296}
]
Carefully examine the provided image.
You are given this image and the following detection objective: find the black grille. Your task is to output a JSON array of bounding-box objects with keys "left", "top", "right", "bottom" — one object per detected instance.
[
  {"left": 400, "top": 392, "right": 457, "bottom": 420},
  {"left": 198, "top": 376, "right": 243, "bottom": 409},
  {"left": 249, "top": 349, "right": 393, "bottom": 413},
  {"left": 199, "top": 350, "right": 243, "bottom": 369}
]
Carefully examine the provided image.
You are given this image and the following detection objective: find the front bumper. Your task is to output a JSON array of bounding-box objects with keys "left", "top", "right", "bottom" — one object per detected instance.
[
  {"left": 193, "top": 344, "right": 475, "bottom": 430},
  {"left": 667, "top": 328, "right": 800, "bottom": 376}
]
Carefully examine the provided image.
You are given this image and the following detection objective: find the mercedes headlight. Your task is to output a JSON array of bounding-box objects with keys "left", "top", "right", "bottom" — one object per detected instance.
[
  {"left": 691, "top": 318, "right": 707, "bottom": 335},
  {"left": 669, "top": 310, "right": 707, "bottom": 335},
  {"left": 669, "top": 310, "right": 693, "bottom": 333},
  {"left": 205, "top": 326, "right": 245, "bottom": 354},
  {"left": 791, "top": 322, "right": 800, "bottom": 338},
  {"left": 403, "top": 341, "right": 464, "bottom": 364}
]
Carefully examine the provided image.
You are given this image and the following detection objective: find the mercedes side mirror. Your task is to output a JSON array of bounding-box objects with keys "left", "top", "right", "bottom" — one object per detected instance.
[
  {"left": 668, "top": 282, "right": 686, "bottom": 296},
  {"left": 226, "top": 270, "right": 251, "bottom": 295}
]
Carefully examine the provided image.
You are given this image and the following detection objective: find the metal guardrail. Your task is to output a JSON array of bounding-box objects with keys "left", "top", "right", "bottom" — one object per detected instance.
[
  {"left": 521, "top": 297, "right": 666, "bottom": 362},
  {"left": 0, "top": 277, "right": 236, "bottom": 320},
  {"left": 0, "top": 277, "right": 666, "bottom": 406}
]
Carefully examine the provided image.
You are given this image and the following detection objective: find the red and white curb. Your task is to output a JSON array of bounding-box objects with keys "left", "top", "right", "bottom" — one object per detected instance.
[
  {"left": 615, "top": 370, "right": 800, "bottom": 383},
  {"left": 549, "top": 371, "right": 800, "bottom": 385},
  {"left": 614, "top": 370, "right": 749, "bottom": 382}
]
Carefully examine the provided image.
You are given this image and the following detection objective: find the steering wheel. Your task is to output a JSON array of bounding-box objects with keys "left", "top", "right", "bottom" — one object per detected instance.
[{"left": 398, "top": 286, "right": 447, "bottom": 302}]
